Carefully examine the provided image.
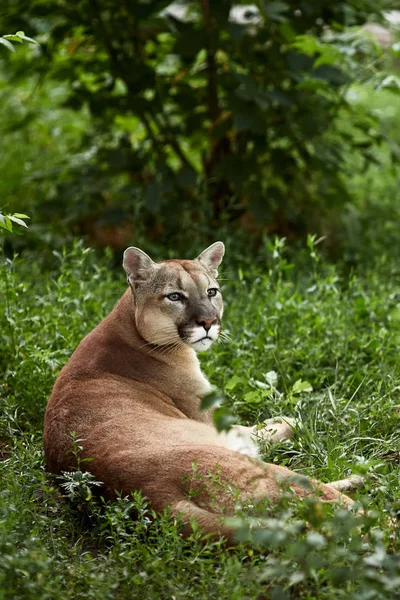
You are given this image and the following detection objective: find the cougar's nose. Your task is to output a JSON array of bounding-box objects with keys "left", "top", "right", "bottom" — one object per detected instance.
[{"left": 196, "top": 317, "right": 217, "bottom": 332}]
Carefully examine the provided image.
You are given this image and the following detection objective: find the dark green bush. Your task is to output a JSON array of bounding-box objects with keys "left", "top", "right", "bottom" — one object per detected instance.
[{"left": 0, "top": 1, "right": 399, "bottom": 252}]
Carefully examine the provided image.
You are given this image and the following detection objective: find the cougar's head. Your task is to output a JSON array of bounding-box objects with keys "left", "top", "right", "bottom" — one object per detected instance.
[{"left": 123, "top": 242, "right": 225, "bottom": 353}]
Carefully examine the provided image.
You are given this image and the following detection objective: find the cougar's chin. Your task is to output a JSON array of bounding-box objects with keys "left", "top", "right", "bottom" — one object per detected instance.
[
  {"left": 183, "top": 324, "right": 219, "bottom": 353},
  {"left": 189, "top": 337, "right": 215, "bottom": 353}
]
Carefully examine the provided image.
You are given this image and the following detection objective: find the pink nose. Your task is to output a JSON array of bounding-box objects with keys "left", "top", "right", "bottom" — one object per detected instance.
[{"left": 197, "top": 317, "right": 217, "bottom": 332}]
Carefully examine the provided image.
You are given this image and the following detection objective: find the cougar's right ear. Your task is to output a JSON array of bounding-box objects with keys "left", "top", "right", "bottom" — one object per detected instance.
[
  {"left": 196, "top": 241, "right": 225, "bottom": 278},
  {"left": 123, "top": 247, "right": 158, "bottom": 286}
]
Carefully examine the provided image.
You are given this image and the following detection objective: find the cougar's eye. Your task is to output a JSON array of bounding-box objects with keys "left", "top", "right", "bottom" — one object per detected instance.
[
  {"left": 166, "top": 292, "right": 183, "bottom": 302},
  {"left": 207, "top": 288, "right": 218, "bottom": 298}
]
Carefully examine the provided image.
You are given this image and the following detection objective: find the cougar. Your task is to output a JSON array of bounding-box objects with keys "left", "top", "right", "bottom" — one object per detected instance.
[{"left": 44, "top": 242, "right": 358, "bottom": 542}]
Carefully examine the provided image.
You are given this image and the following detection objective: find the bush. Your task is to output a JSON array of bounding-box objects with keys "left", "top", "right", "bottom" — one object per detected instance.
[{"left": 0, "top": 1, "right": 399, "bottom": 252}]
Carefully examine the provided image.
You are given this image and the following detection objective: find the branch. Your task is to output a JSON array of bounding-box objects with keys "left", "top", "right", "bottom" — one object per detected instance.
[
  {"left": 151, "top": 86, "right": 197, "bottom": 172},
  {"left": 200, "top": 0, "right": 220, "bottom": 123}
]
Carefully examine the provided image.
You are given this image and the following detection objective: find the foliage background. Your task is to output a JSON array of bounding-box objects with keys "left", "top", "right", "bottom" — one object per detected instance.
[
  {"left": 0, "top": 0, "right": 400, "bottom": 259},
  {"left": 1, "top": 1, "right": 400, "bottom": 599}
]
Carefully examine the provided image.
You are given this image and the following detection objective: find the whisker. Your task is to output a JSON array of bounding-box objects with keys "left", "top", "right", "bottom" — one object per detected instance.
[
  {"left": 145, "top": 339, "right": 180, "bottom": 356},
  {"left": 139, "top": 340, "right": 157, "bottom": 351},
  {"left": 140, "top": 337, "right": 172, "bottom": 351},
  {"left": 138, "top": 326, "right": 179, "bottom": 351},
  {"left": 219, "top": 331, "right": 232, "bottom": 340},
  {"left": 163, "top": 345, "right": 182, "bottom": 358},
  {"left": 144, "top": 337, "right": 176, "bottom": 355},
  {"left": 144, "top": 331, "right": 184, "bottom": 356},
  {"left": 158, "top": 340, "right": 185, "bottom": 358},
  {"left": 168, "top": 336, "right": 188, "bottom": 355}
]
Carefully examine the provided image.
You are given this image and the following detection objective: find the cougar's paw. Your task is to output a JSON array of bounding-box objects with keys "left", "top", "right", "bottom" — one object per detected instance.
[
  {"left": 256, "top": 416, "right": 296, "bottom": 444},
  {"left": 327, "top": 474, "right": 366, "bottom": 492}
]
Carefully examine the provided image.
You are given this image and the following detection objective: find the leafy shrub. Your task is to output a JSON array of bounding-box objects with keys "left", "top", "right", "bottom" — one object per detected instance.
[{"left": 0, "top": 2, "right": 399, "bottom": 251}]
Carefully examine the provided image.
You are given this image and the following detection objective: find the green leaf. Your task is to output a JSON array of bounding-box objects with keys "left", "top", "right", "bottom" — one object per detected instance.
[
  {"left": 312, "top": 65, "right": 348, "bottom": 86},
  {"left": 243, "top": 390, "right": 263, "bottom": 405},
  {"left": 225, "top": 375, "right": 242, "bottom": 392},
  {"left": 265, "top": 370, "right": 278, "bottom": 386},
  {"left": 259, "top": 1, "right": 289, "bottom": 22},
  {"left": 16, "top": 31, "right": 39, "bottom": 45},
  {"left": 376, "top": 75, "right": 400, "bottom": 93},
  {"left": 388, "top": 305, "right": 400, "bottom": 323},
  {"left": 291, "top": 34, "right": 320, "bottom": 56},
  {"left": 0, "top": 211, "right": 29, "bottom": 232},
  {"left": 3, "top": 34, "right": 23, "bottom": 43},
  {"left": 0, "top": 214, "right": 11, "bottom": 230},
  {"left": 291, "top": 379, "right": 313, "bottom": 394},
  {"left": 0, "top": 37, "right": 16, "bottom": 53},
  {"left": 8, "top": 215, "right": 28, "bottom": 228},
  {"left": 314, "top": 47, "right": 342, "bottom": 68},
  {"left": 213, "top": 407, "right": 236, "bottom": 432},
  {"left": 3, "top": 216, "right": 13, "bottom": 232},
  {"left": 3, "top": 32, "right": 39, "bottom": 46},
  {"left": 200, "top": 390, "right": 223, "bottom": 411},
  {"left": 279, "top": 21, "right": 296, "bottom": 42}
]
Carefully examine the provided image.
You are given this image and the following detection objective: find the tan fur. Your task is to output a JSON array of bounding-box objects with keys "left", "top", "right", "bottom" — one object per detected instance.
[{"left": 43, "top": 243, "right": 354, "bottom": 543}]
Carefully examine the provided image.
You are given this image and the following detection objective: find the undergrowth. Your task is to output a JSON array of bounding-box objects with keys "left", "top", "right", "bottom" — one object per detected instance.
[{"left": 1, "top": 239, "right": 400, "bottom": 599}]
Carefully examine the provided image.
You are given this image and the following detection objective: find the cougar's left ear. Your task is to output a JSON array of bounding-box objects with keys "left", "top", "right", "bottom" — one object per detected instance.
[
  {"left": 196, "top": 242, "right": 225, "bottom": 278},
  {"left": 123, "top": 247, "right": 158, "bottom": 287}
]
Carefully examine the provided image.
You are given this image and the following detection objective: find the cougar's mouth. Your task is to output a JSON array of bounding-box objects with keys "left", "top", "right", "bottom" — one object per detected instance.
[
  {"left": 188, "top": 330, "right": 218, "bottom": 352},
  {"left": 193, "top": 334, "right": 211, "bottom": 344},
  {"left": 178, "top": 322, "right": 220, "bottom": 352},
  {"left": 190, "top": 337, "right": 214, "bottom": 352}
]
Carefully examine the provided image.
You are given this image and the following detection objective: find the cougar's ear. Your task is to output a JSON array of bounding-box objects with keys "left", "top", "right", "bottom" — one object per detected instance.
[
  {"left": 196, "top": 242, "right": 225, "bottom": 278},
  {"left": 123, "top": 247, "right": 158, "bottom": 286}
]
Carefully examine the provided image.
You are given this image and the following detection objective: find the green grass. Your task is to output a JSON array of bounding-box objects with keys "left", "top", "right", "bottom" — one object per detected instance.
[{"left": 1, "top": 239, "right": 400, "bottom": 599}]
